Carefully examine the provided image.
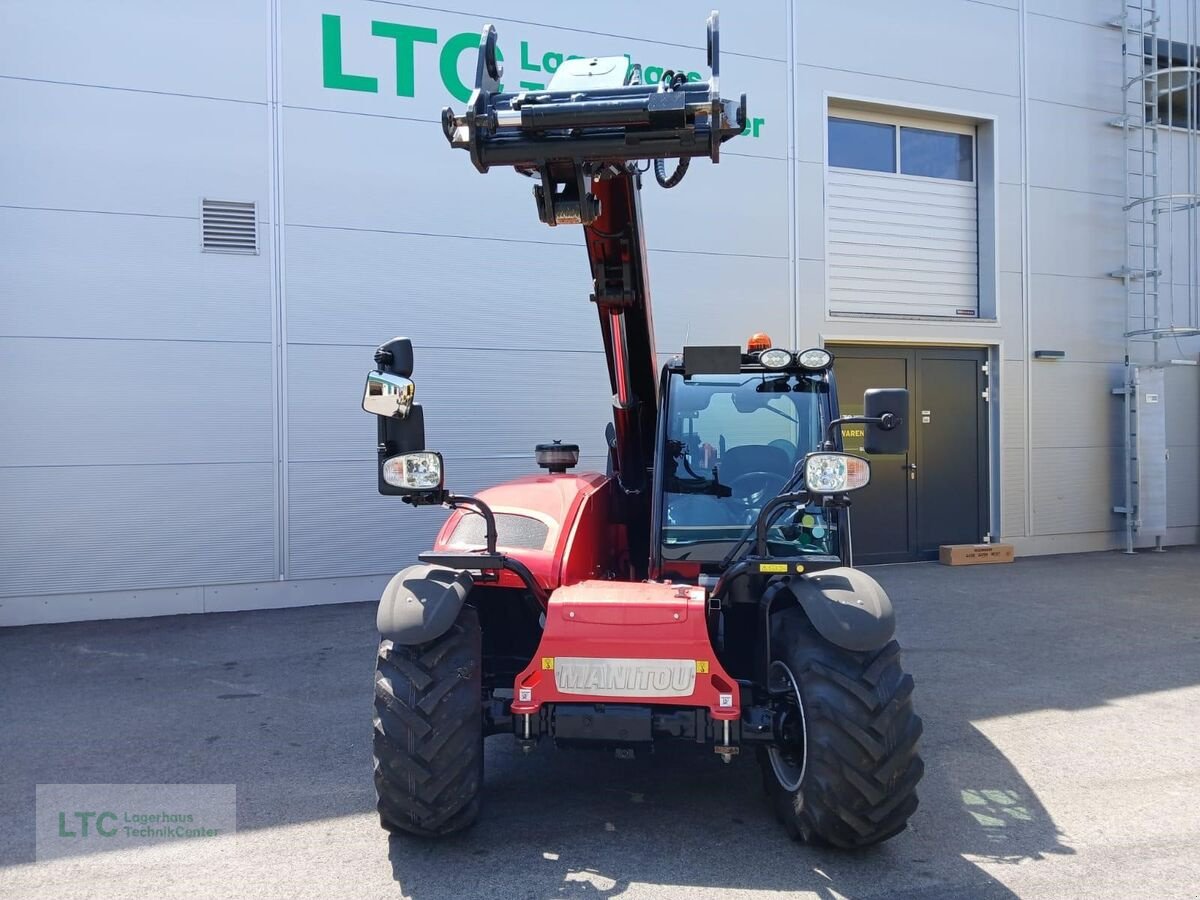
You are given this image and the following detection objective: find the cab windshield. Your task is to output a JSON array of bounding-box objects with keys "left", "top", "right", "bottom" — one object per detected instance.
[{"left": 660, "top": 372, "right": 838, "bottom": 562}]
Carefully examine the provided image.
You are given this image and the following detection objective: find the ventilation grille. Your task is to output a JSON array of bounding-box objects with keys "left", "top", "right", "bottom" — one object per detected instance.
[{"left": 202, "top": 199, "right": 257, "bottom": 254}]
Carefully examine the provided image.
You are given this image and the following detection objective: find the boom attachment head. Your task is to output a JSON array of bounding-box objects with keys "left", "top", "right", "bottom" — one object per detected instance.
[{"left": 441, "top": 11, "right": 747, "bottom": 226}]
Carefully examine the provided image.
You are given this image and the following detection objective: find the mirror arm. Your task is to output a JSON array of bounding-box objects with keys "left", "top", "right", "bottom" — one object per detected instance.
[
  {"left": 821, "top": 413, "right": 899, "bottom": 451},
  {"left": 447, "top": 495, "right": 499, "bottom": 555}
]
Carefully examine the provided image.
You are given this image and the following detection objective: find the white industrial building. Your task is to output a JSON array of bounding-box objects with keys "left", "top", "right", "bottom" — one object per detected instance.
[{"left": 2, "top": 0, "right": 1197, "bottom": 624}]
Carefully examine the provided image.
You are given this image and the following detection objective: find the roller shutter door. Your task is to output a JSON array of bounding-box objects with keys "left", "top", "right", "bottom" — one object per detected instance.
[{"left": 826, "top": 112, "right": 978, "bottom": 318}]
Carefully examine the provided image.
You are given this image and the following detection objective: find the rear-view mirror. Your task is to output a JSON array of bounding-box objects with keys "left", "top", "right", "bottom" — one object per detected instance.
[
  {"left": 863, "top": 388, "right": 909, "bottom": 455},
  {"left": 363, "top": 371, "right": 415, "bottom": 418}
]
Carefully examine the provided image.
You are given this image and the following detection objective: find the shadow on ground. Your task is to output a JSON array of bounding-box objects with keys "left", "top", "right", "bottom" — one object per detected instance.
[{"left": 3, "top": 547, "right": 1198, "bottom": 898}]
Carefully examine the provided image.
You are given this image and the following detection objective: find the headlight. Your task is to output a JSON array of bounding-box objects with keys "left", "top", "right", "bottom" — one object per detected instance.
[
  {"left": 804, "top": 452, "right": 870, "bottom": 493},
  {"left": 796, "top": 348, "right": 832, "bottom": 370},
  {"left": 382, "top": 451, "right": 444, "bottom": 492},
  {"left": 759, "top": 348, "right": 793, "bottom": 369}
]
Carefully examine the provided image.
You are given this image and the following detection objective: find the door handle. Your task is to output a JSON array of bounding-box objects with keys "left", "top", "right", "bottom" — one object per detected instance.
[{"left": 904, "top": 463, "right": 916, "bottom": 480}]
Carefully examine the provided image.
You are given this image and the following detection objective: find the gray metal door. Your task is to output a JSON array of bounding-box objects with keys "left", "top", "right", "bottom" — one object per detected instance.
[{"left": 834, "top": 346, "right": 988, "bottom": 563}]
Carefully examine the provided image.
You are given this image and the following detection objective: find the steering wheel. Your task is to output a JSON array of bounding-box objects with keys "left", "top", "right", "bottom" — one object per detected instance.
[{"left": 728, "top": 471, "right": 789, "bottom": 509}]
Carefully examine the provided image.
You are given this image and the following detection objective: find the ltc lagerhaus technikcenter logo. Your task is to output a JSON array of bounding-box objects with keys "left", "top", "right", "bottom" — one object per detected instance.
[
  {"left": 319, "top": 13, "right": 767, "bottom": 139},
  {"left": 35, "top": 784, "right": 236, "bottom": 861}
]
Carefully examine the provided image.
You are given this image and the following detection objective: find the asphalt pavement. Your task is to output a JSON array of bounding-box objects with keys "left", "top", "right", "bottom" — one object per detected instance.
[{"left": 2, "top": 548, "right": 1199, "bottom": 899}]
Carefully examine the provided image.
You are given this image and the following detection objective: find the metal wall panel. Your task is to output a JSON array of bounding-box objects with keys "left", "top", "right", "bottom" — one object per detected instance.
[
  {"left": 1028, "top": 187, "right": 1125, "bottom": 278},
  {"left": 0, "top": 464, "right": 275, "bottom": 597},
  {"left": 1001, "top": 362, "right": 1027, "bottom": 450},
  {"left": 1028, "top": 274, "right": 1127, "bottom": 363},
  {"left": 1026, "top": 14, "right": 1123, "bottom": 113},
  {"left": 1029, "top": 362, "right": 1124, "bottom": 450},
  {"left": 0, "top": 208, "right": 272, "bottom": 342},
  {"left": 794, "top": 0, "right": 1020, "bottom": 97},
  {"left": 1029, "top": 446, "right": 1123, "bottom": 535},
  {"left": 1001, "top": 449, "right": 1027, "bottom": 537},
  {"left": 358, "top": 0, "right": 790, "bottom": 58},
  {"left": 0, "top": 0, "right": 269, "bottom": 101},
  {"left": 1026, "top": 100, "right": 1124, "bottom": 198},
  {"left": 0, "top": 79, "right": 269, "bottom": 217},
  {"left": 2, "top": 338, "right": 273, "bottom": 467}
]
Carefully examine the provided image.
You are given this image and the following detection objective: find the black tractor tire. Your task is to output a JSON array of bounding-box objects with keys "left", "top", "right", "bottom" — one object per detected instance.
[
  {"left": 760, "top": 605, "right": 923, "bottom": 849},
  {"left": 372, "top": 604, "right": 483, "bottom": 837}
]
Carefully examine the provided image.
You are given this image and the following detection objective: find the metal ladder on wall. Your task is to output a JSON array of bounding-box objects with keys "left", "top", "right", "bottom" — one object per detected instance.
[{"left": 1109, "top": 0, "right": 1200, "bottom": 553}]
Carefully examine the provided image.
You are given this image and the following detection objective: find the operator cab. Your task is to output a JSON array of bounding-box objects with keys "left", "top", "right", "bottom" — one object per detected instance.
[{"left": 653, "top": 336, "right": 846, "bottom": 579}]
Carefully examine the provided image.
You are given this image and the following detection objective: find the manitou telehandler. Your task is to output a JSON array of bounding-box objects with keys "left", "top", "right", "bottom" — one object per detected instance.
[{"left": 361, "top": 12, "right": 923, "bottom": 848}]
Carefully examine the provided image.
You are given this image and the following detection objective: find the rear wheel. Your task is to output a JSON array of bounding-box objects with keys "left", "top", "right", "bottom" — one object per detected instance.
[
  {"left": 760, "top": 606, "right": 923, "bottom": 849},
  {"left": 373, "top": 604, "right": 483, "bottom": 837}
]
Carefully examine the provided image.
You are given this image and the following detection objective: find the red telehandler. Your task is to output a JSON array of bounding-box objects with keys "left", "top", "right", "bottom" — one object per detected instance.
[{"left": 361, "top": 12, "right": 922, "bottom": 848}]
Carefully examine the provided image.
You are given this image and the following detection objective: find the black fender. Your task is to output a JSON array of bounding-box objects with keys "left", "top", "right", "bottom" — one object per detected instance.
[
  {"left": 377, "top": 564, "right": 473, "bottom": 644},
  {"left": 782, "top": 567, "right": 896, "bottom": 652}
]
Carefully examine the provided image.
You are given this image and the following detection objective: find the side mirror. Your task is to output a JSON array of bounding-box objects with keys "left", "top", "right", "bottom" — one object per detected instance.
[
  {"left": 863, "top": 388, "right": 909, "bottom": 455},
  {"left": 363, "top": 371, "right": 415, "bottom": 418}
]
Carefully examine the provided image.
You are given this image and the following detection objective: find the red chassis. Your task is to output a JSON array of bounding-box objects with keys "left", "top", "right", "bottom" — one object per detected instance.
[{"left": 431, "top": 472, "right": 741, "bottom": 724}]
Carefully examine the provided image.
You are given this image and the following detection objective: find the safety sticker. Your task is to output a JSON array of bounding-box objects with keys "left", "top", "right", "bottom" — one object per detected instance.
[
  {"left": 757, "top": 563, "right": 788, "bottom": 573},
  {"left": 695, "top": 660, "right": 709, "bottom": 674},
  {"left": 541, "top": 657, "right": 555, "bottom": 670},
  {"left": 518, "top": 687, "right": 532, "bottom": 702}
]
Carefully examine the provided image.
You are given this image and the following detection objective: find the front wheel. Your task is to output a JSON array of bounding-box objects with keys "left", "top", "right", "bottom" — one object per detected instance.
[
  {"left": 760, "top": 606, "right": 923, "bottom": 849},
  {"left": 373, "top": 604, "right": 483, "bottom": 837}
]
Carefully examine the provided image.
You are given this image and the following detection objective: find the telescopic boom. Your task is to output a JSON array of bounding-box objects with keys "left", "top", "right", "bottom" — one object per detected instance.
[{"left": 442, "top": 11, "right": 745, "bottom": 575}]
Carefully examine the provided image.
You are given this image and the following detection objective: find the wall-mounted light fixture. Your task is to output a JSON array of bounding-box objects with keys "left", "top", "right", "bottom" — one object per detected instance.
[{"left": 1033, "top": 350, "right": 1066, "bottom": 360}]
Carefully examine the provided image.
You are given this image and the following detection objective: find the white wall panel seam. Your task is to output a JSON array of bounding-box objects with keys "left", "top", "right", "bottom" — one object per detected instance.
[
  {"left": 1018, "top": 0, "right": 1034, "bottom": 537},
  {"left": 801, "top": 62, "right": 1019, "bottom": 101},
  {"left": 282, "top": 221, "right": 789, "bottom": 260},
  {"left": 0, "top": 335, "right": 272, "bottom": 345},
  {"left": 269, "top": 0, "right": 289, "bottom": 583},
  {"left": 0, "top": 204, "right": 222, "bottom": 222},
  {"left": 0, "top": 74, "right": 268, "bottom": 108}
]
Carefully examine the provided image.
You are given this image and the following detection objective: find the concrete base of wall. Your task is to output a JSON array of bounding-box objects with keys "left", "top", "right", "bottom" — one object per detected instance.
[{"left": 0, "top": 574, "right": 392, "bottom": 627}]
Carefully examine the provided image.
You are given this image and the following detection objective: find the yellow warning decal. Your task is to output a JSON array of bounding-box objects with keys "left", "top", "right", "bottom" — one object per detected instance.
[
  {"left": 757, "top": 563, "right": 789, "bottom": 573},
  {"left": 696, "top": 660, "right": 709, "bottom": 674},
  {"left": 541, "top": 657, "right": 555, "bottom": 670}
]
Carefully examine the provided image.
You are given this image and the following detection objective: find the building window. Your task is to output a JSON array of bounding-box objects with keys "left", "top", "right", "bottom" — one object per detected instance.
[
  {"left": 828, "top": 118, "right": 896, "bottom": 172},
  {"left": 899, "top": 127, "right": 973, "bottom": 181},
  {"left": 1146, "top": 38, "right": 1198, "bottom": 129},
  {"left": 828, "top": 117, "right": 974, "bottom": 182}
]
